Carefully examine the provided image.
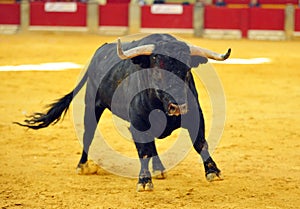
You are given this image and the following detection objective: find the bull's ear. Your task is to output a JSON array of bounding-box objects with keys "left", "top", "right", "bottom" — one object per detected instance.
[
  {"left": 191, "top": 56, "right": 208, "bottom": 67},
  {"left": 131, "top": 55, "right": 151, "bottom": 68}
]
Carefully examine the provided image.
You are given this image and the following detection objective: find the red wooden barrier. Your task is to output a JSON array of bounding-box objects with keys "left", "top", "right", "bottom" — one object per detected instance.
[
  {"left": 204, "top": 6, "right": 248, "bottom": 36},
  {"left": 141, "top": 5, "right": 193, "bottom": 29},
  {"left": 212, "top": 0, "right": 249, "bottom": 4},
  {"left": 212, "top": 0, "right": 297, "bottom": 4},
  {"left": 255, "top": 0, "right": 297, "bottom": 4},
  {"left": 204, "top": 7, "right": 243, "bottom": 29},
  {"left": 1, "top": 2, "right": 298, "bottom": 38},
  {"left": 30, "top": 2, "right": 86, "bottom": 26},
  {"left": 99, "top": 3, "right": 128, "bottom": 26},
  {"left": 248, "top": 8, "right": 284, "bottom": 30},
  {"left": 204, "top": 6, "right": 285, "bottom": 37},
  {"left": 295, "top": 8, "right": 300, "bottom": 32},
  {"left": 0, "top": 3, "right": 20, "bottom": 25},
  {"left": 106, "top": 0, "right": 130, "bottom": 3}
]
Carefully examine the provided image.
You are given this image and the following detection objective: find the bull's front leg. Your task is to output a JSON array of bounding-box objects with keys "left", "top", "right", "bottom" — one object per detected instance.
[
  {"left": 151, "top": 146, "right": 167, "bottom": 179},
  {"left": 185, "top": 110, "right": 222, "bottom": 181},
  {"left": 195, "top": 138, "right": 222, "bottom": 181}
]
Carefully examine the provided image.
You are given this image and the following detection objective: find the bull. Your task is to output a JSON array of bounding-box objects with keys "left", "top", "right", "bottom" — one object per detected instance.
[{"left": 16, "top": 33, "right": 231, "bottom": 191}]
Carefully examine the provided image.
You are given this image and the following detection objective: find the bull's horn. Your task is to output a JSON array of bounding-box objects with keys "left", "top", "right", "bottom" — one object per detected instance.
[
  {"left": 117, "top": 38, "right": 155, "bottom": 60},
  {"left": 189, "top": 45, "right": 231, "bottom": 61}
]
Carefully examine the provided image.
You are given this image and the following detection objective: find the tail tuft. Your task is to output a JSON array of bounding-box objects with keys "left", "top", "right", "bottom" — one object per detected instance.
[{"left": 14, "top": 92, "right": 73, "bottom": 130}]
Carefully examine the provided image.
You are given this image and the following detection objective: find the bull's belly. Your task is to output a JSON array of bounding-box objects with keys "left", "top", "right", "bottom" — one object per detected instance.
[
  {"left": 111, "top": 110, "right": 181, "bottom": 139},
  {"left": 157, "top": 128, "right": 179, "bottom": 139},
  {"left": 156, "top": 116, "right": 181, "bottom": 139}
]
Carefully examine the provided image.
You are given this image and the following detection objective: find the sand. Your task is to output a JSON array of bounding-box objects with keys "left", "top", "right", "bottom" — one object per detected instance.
[{"left": 0, "top": 33, "right": 299, "bottom": 208}]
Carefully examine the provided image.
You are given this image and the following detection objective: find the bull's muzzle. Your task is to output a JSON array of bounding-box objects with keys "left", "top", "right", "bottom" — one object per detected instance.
[{"left": 167, "top": 103, "right": 188, "bottom": 116}]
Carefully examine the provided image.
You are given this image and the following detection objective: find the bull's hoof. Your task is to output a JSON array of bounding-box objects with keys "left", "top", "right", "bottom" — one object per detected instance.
[
  {"left": 137, "top": 182, "right": 154, "bottom": 192},
  {"left": 76, "top": 160, "right": 100, "bottom": 175},
  {"left": 153, "top": 170, "right": 167, "bottom": 179},
  {"left": 206, "top": 172, "right": 223, "bottom": 182}
]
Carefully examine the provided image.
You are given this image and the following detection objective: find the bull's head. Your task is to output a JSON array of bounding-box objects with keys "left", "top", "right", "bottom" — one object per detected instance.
[{"left": 117, "top": 37, "right": 231, "bottom": 117}]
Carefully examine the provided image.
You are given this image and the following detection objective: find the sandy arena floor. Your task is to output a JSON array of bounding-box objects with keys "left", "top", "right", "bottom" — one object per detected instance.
[{"left": 0, "top": 33, "right": 299, "bottom": 208}]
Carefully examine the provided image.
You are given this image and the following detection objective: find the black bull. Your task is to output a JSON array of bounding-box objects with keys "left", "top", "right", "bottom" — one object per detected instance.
[{"left": 15, "top": 34, "right": 231, "bottom": 191}]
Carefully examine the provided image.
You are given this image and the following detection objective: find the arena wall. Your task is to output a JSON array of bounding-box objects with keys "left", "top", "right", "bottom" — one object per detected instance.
[
  {"left": 295, "top": 8, "right": 300, "bottom": 35},
  {"left": 30, "top": 2, "right": 87, "bottom": 27},
  {"left": 0, "top": 3, "right": 19, "bottom": 33},
  {"left": 0, "top": 1, "right": 299, "bottom": 39}
]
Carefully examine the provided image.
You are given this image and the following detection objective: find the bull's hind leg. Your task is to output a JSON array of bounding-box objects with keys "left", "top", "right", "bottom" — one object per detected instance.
[{"left": 77, "top": 104, "right": 105, "bottom": 175}]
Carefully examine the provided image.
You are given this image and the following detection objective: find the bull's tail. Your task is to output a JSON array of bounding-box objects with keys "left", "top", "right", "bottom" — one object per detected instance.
[{"left": 14, "top": 72, "right": 88, "bottom": 130}]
